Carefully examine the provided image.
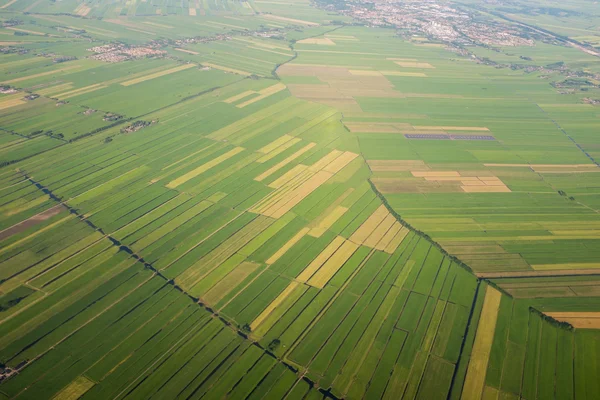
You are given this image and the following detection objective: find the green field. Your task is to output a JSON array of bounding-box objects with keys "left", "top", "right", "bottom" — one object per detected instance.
[{"left": 0, "top": 0, "right": 599, "bottom": 398}]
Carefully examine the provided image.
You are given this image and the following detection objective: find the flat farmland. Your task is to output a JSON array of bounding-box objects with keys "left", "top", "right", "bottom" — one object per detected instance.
[{"left": 0, "top": 2, "right": 599, "bottom": 400}]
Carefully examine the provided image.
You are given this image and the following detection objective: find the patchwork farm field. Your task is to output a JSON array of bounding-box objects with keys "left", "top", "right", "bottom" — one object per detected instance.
[{"left": 1, "top": 0, "right": 600, "bottom": 399}]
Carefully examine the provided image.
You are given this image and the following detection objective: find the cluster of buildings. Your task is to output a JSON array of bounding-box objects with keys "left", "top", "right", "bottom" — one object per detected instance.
[
  {"left": 87, "top": 43, "right": 165, "bottom": 62},
  {"left": 336, "top": 0, "right": 534, "bottom": 47}
]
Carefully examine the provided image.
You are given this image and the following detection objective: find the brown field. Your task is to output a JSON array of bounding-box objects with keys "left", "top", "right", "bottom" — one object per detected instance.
[
  {"left": 546, "top": 312, "right": 600, "bottom": 329},
  {"left": 121, "top": 64, "right": 196, "bottom": 86},
  {"left": 0, "top": 204, "right": 65, "bottom": 241}
]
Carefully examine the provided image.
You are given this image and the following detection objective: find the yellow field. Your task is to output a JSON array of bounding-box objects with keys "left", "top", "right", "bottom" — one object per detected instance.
[
  {"left": 532, "top": 262, "right": 600, "bottom": 270},
  {"left": 308, "top": 240, "right": 359, "bottom": 288},
  {"left": 250, "top": 281, "right": 300, "bottom": 331},
  {"left": 261, "top": 14, "right": 319, "bottom": 26},
  {"left": 166, "top": 147, "right": 244, "bottom": 188},
  {"left": 363, "top": 214, "right": 396, "bottom": 248},
  {"left": 2, "top": 65, "right": 82, "bottom": 84},
  {"left": 344, "top": 122, "right": 401, "bottom": 133},
  {"left": 236, "top": 82, "right": 287, "bottom": 108},
  {"left": 412, "top": 171, "right": 460, "bottom": 177},
  {"left": 374, "top": 220, "right": 407, "bottom": 253},
  {"left": 323, "top": 152, "right": 359, "bottom": 174},
  {"left": 266, "top": 227, "right": 310, "bottom": 264},
  {"left": 232, "top": 37, "right": 291, "bottom": 52},
  {"left": 258, "top": 135, "right": 295, "bottom": 154},
  {"left": 257, "top": 137, "right": 301, "bottom": 163},
  {"left": 223, "top": 90, "right": 255, "bottom": 104},
  {"left": 309, "top": 205, "right": 349, "bottom": 238},
  {"left": 54, "top": 376, "right": 95, "bottom": 400},
  {"left": 0, "top": 0, "right": 18, "bottom": 8},
  {"left": 268, "top": 164, "right": 308, "bottom": 189},
  {"left": 56, "top": 83, "right": 107, "bottom": 99},
  {"left": 203, "top": 62, "right": 251, "bottom": 76},
  {"left": 120, "top": 63, "right": 196, "bottom": 86},
  {"left": 395, "top": 61, "right": 435, "bottom": 69},
  {"left": 254, "top": 143, "right": 316, "bottom": 182},
  {"left": 0, "top": 96, "right": 25, "bottom": 110},
  {"left": 461, "top": 286, "right": 502, "bottom": 400},
  {"left": 142, "top": 21, "right": 174, "bottom": 29},
  {"left": 297, "top": 37, "right": 336, "bottom": 45},
  {"left": 297, "top": 236, "right": 346, "bottom": 282},
  {"left": 349, "top": 205, "right": 390, "bottom": 245},
  {"left": 381, "top": 71, "right": 427, "bottom": 77},
  {"left": 35, "top": 82, "right": 74, "bottom": 96},
  {"left": 368, "top": 159, "right": 429, "bottom": 172},
  {"left": 308, "top": 150, "right": 343, "bottom": 172},
  {"left": 266, "top": 170, "right": 333, "bottom": 218},
  {"left": 174, "top": 47, "right": 199, "bottom": 55},
  {"left": 416, "top": 126, "right": 489, "bottom": 131}
]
